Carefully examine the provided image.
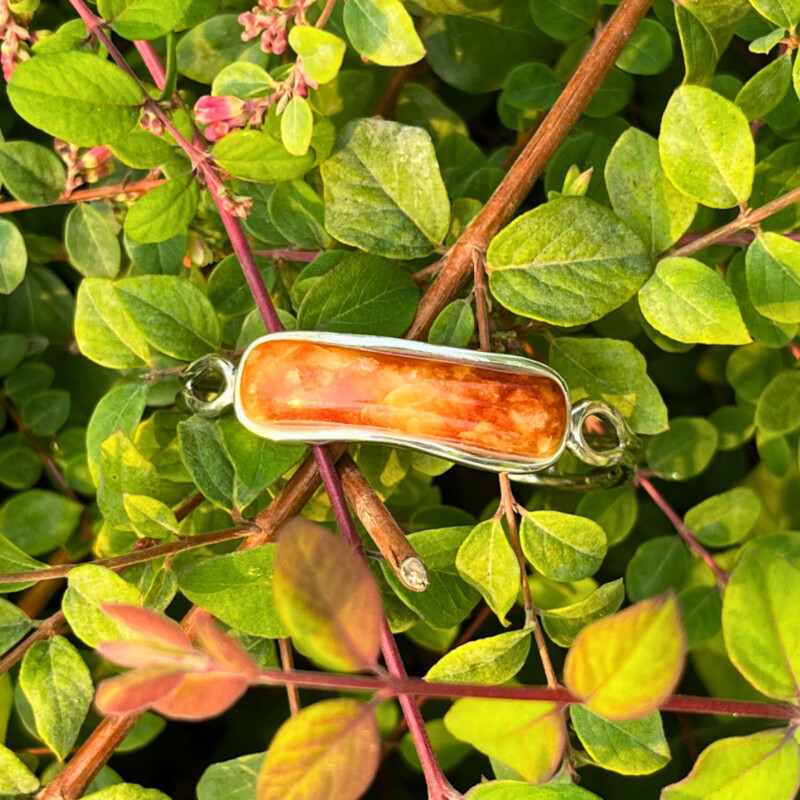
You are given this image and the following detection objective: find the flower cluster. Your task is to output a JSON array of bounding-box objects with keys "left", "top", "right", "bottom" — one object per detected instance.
[
  {"left": 55, "top": 139, "right": 115, "bottom": 196},
  {"left": 194, "top": 63, "right": 317, "bottom": 143},
  {"left": 0, "top": 0, "right": 31, "bottom": 81},
  {"left": 238, "top": 0, "right": 312, "bottom": 55}
]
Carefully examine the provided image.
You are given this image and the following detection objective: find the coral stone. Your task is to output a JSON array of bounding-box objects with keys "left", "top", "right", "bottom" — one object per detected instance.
[{"left": 238, "top": 339, "right": 568, "bottom": 463}]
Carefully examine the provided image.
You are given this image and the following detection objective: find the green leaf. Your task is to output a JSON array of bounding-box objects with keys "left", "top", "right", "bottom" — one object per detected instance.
[
  {"left": 398, "top": 717, "right": 469, "bottom": 772},
  {"left": 20, "top": 636, "right": 93, "bottom": 760},
  {"left": 21, "top": 388, "right": 70, "bottom": 437},
  {"left": 486, "top": 197, "right": 652, "bottom": 326},
  {"left": 218, "top": 418, "right": 305, "bottom": 490},
  {"left": 197, "top": 753, "right": 265, "bottom": 800},
  {"left": 258, "top": 700, "right": 380, "bottom": 800},
  {"left": 397, "top": 83, "right": 469, "bottom": 143},
  {"left": 268, "top": 180, "right": 330, "bottom": 249},
  {"left": 466, "top": 784, "right": 600, "bottom": 800},
  {"left": 501, "top": 62, "right": 561, "bottom": 114},
  {"left": 123, "top": 494, "right": 180, "bottom": 539},
  {"left": 428, "top": 299, "right": 475, "bottom": 347},
  {"left": 124, "top": 175, "right": 200, "bottom": 245},
  {"left": 0, "top": 333, "right": 29, "bottom": 376},
  {"left": 529, "top": 0, "right": 596, "bottom": 39},
  {"left": 659, "top": 85, "right": 754, "bottom": 208},
  {"left": 87, "top": 382, "right": 149, "bottom": 486},
  {"left": 83, "top": 785, "right": 171, "bottom": 800},
  {"left": 178, "top": 544, "right": 286, "bottom": 638},
  {"left": 746, "top": 232, "right": 800, "bottom": 323},
  {"left": 98, "top": 0, "right": 186, "bottom": 40},
  {"left": 755, "top": 369, "right": 800, "bottom": 434},
  {"left": 321, "top": 118, "right": 450, "bottom": 259},
  {"left": 297, "top": 253, "right": 419, "bottom": 335},
  {"left": 426, "top": 629, "right": 531, "bottom": 684},
  {"left": 280, "top": 96, "right": 314, "bottom": 158},
  {"left": 684, "top": 487, "right": 761, "bottom": 547},
  {"left": 8, "top": 52, "right": 142, "bottom": 146},
  {"left": 0, "top": 742, "right": 39, "bottom": 794},
  {"left": 0, "top": 218, "right": 27, "bottom": 294},
  {"left": 0, "top": 534, "right": 46, "bottom": 593},
  {"left": 383, "top": 526, "right": 480, "bottom": 629},
  {"left": 575, "top": 487, "right": 637, "bottom": 546},
  {"left": 726, "top": 342, "right": 791, "bottom": 403},
  {"left": 177, "top": 14, "right": 266, "bottom": 84},
  {"left": 749, "top": 0, "right": 800, "bottom": 27},
  {"left": 564, "top": 593, "right": 686, "bottom": 719},
  {"left": 211, "top": 63, "right": 276, "bottom": 99},
  {"left": 661, "top": 730, "right": 800, "bottom": 800},
  {"left": 207, "top": 253, "right": 276, "bottom": 318},
  {"left": 0, "top": 490, "right": 82, "bottom": 557},
  {"left": 736, "top": 52, "right": 791, "bottom": 120},
  {"left": 728, "top": 251, "right": 797, "bottom": 348},
  {"left": 6, "top": 266, "right": 75, "bottom": 345},
  {"left": 0, "top": 597, "right": 31, "bottom": 654},
  {"left": 0, "top": 141, "right": 66, "bottom": 206},
  {"left": 604, "top": 128, "right": 696, "bottom": 255},
  {"left": 0, "top": 434, "right": 42, "bottom": 493},
  {"left": 213, "top": 128, "right": 317, "bottom": 184},
  {"left": 679, "top": 585, "right": 722, "bottom": 650},
  {"left": 520, "top": 511, "right": 607, "bottom": 582},
  {"left": 115, "top": 275, "right": 221, "bottom": 361},
  {"left": 65, "top": 204, "right": 121, "bottom": 278},
  {"left": 639, "top": 258, "right": 750, "bottom": 345},
  {"left": 550, "top": 336, "right": 667, "bottom": 435},
  {"left": 75, "top": 278, "right": 152, "bottom": 369},
  {"left": 179, "top": 416, "right": 243, "bottom": 511},
  {"left": 63, "top": 564, "right": 142, "bottom": 647},
  {"left": 455, "top": 519, "right": 519, "bottom": 624},
  {"left": 722, "top": 533, "right": 800, "bottom": 698},
  {"left": 288, "top": 27, "right": 346, "bottom": 84},
  {"left": 570, "top": 706, "right": 670, "bottom": 775},
  {"left": 343, "top": 0, "right": 425, "bottom": 67},
  {"left": 616, "top": 19, "right": 673, "bottom": 75},
  {"left": 445, "top": 699, "right": 565, "bottom": 784},
  {"left": 423, "top": 0, "right": 557, "bottom": 94},
  {"left": 647, "top": 416, "right": 718, "bottom": 480},
  {"left": 625, "top": 537, "right": 689, "bottom": 602},
  {"left": 541, "top": 579, "right": 625, "bottom": 647}
]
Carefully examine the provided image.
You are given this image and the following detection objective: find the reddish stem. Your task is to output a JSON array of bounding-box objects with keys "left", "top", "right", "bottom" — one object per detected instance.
[
  {"left": 134, "top": 40, "right": 166, "bottom": 89},
  {"left": 637, "top": 474, "right": 729, "bottom": 589},
  {"left": 257, "top": 668, "right": 800, "bottom": 721}
]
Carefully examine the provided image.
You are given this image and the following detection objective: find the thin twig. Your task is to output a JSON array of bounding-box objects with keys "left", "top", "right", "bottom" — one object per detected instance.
[
  {"left": 0, "top": 177, "right": 164, "bottom": 215},
  {"left": 278, "top": 638, "right": 301, "bottom": 716},
  {"left": 0, "top": 611, "right": 66, "bottom": 675},
  {"left": 314, "top": 0, "right": 336, "bottom": 28},
  {"left": 637, "top": 474, "right": 729, "bottom": 589},
  {"left": 670, "top": 186, "right": 800, "bottom": 259}
]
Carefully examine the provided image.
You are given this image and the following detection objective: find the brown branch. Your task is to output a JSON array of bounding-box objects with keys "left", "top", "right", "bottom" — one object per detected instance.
[
  {"left": 669, "top": 186, "right": 800, "bottom": 259},
  {"left": 373, "top": 62, "right": 426, "bottom": 119},
  {"left": 406, "top": 0, "right": 655, "bottom": 340},
  {"left": 0, "top": 611, "right": 67, "bottom": 675},
  {"left": 0, "top": 177, "right": 165, "bottom": 215}
]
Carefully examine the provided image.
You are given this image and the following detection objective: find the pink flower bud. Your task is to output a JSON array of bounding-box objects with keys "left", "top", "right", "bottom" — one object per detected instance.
[
  {"left": 195, "top": 95, "right": 246, "bottom": 125},
  {"left": 203, "top": 120, "right": 231, "bottom": 142},
  {"left": 78, "top": 145, "right": 113, "bottom": 170}
]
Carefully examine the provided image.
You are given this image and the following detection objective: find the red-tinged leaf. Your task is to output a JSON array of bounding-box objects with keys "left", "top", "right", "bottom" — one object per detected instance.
[
  {"left": 193, "top": 612, "right": 260, "bottom": 680},
  {"left": 564, "top": 593, "right": 686, "bottom": 719},
  {"left": 103, "top": 603, "right": 193, "bottom": 652},
  {"left": 273, "top": 519, "right": 382, "bottom": 673},
  {"left": 258, "top": 699, "right": 380, "bottom": 800},
  {"left": 95, "top": 666, "right": 186, "bottom": 715},
  {"left": 97, "top": 640, "right": 205, "bottom": 670},
  {"left": 152, "top": 671, "right": 249, "bottom": 720}
]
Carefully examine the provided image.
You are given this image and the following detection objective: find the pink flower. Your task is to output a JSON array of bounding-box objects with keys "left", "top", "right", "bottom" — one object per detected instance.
[
  {"left": 203, "top": 120, "right": 232, "bottom": 142},
  {"left": 195, "top": 95, "right": 247, "bottom": 125}
]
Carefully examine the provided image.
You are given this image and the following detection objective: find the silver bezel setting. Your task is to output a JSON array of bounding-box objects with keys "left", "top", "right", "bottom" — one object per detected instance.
[{"left": 233, "top": 330, "right": 571, "bottom": 476}]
